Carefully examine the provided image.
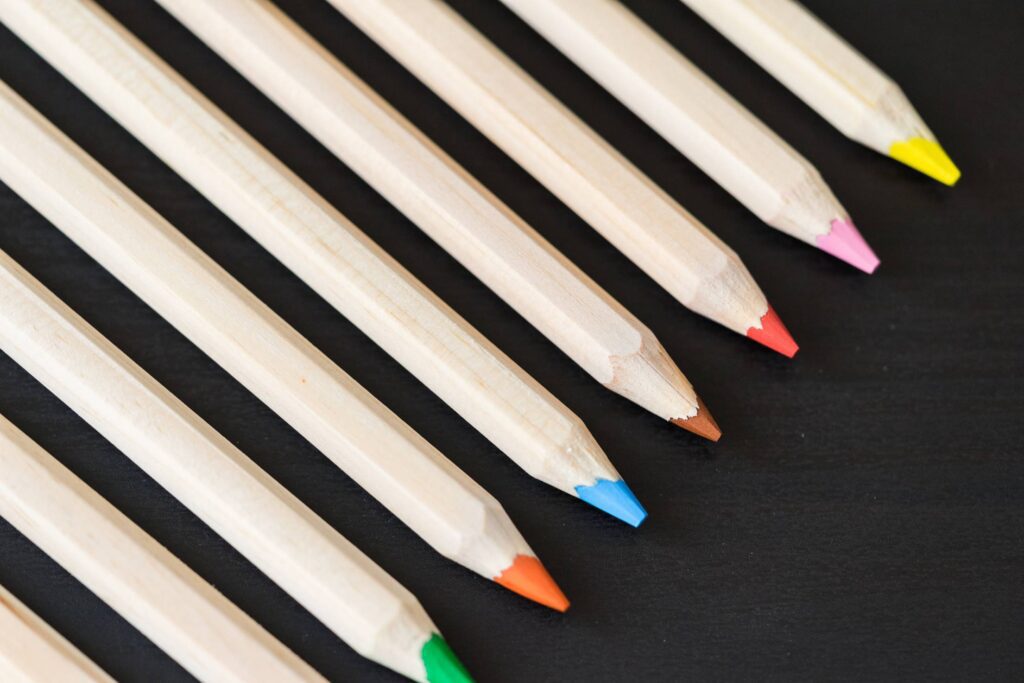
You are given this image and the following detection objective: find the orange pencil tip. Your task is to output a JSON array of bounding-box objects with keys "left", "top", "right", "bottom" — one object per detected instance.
[
  {"left": 494, "top": 555, "right": 570, "bottom": 612},
  {"left": 746, "top": 305, "right": 799, "bottom": 358},
  {"left": 671, "top": 396, "right": 721, "bottom": 442}
]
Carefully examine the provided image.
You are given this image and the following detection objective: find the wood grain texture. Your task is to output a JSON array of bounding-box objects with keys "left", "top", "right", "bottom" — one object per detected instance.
[
  {"left": 0, "top": 583, "right": 113, "bottom": 683},
  {"left": 0, "top": 0, "right": 1021, "bottom": 680},
  {"left": 0, "top": 412, "right": 321, "bottom": 682},
  {"left": 501, "top": 0, "right": 853, "bottom": 246},
  {"left": 325, "top": 0, "right": 774, "bottom": 338},
  {"left": 681, "top": 0, "right": 946, "bottom": 157},
  {"left": 0, "top": 0, "right": 624, "bottom": 513},
  {"left": 0, "top": 239, "right": 440, "bottom": 681},
  {"left": 154, "top": 0, "right": 706, "bottom": 430},
  {"left": 0, "top": 75, "right": 534, "bottom": 585}
]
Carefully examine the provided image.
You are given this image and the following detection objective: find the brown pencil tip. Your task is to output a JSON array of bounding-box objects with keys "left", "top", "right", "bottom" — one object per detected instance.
[{"left": 671, "top": 397, "right": 721, "bottom": 442}]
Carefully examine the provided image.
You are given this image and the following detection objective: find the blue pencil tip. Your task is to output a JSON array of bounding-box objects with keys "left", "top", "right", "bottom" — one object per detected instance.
[{"left": 575, "top": 479, "right": 648, "bottom": 527}]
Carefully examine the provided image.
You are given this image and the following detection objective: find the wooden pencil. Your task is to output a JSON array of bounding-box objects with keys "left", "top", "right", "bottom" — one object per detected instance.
[
  {"left": 681, "top": 0, "right": 961, "bottom": 186},
  {"left": 0, "top": 0, "right": 646, "bottom": 528},
  {"left": 500, "top": 0, "right": 880, "bottom": 274},
  {"left": 152, "top": 0, "right": 719, "bottom": 444},
  {"left": 0, "top": 583, "right": 113, "bottom": 682},
  {"left": 0, "top": 248, "right": 470, "bottom": 683},
  {"left": 0, "top": 78, "right": 567, "bottom": 612},
  {"left": 0, "top": 413, "right": 322, "bottom": 682},
  {"left": 324, "top": 0, "right": 799, "bottom": 357}
]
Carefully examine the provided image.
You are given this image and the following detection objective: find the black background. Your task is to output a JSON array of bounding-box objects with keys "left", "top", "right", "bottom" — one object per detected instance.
[{"left": 0, "top": 1, "right": 1021, "bottom": 681}]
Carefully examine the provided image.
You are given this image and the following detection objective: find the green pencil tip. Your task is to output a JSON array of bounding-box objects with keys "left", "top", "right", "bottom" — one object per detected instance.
[{"left": 422, "top": 634, "right": 474, "bottom": 683}]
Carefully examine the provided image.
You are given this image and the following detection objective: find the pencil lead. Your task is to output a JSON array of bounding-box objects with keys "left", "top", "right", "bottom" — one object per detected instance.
[
  {"left": 671, "top": 396, "right": 721, "bottom": 442},
  {"left": 888, "top": 137, "right": 961, "bottom": 186},
  {"left": 746, "top": 305, "right": 799, "bottom": 358},
  {"left": 817, "top": 218, "right": 880, "bottom": 274},
  {"left": 494, "top": 555, "right": 570, "bottom": 612},
  {"left": 421, "top": 634, "right": 474, "bottom": 683},
  {"left": 575, "top": 478, "right": 648, "bottom": 527}
]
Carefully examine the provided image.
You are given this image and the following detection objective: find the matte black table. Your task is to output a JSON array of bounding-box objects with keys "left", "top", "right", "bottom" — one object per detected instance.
[{"left": 0, "top": 1, "right": 1020, "bottom": 680}]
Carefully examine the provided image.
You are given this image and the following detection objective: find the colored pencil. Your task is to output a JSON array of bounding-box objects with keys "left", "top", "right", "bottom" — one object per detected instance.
[
  {"left": 0, "top": 248, "right": 470, "bottom": 683},
  {"left": 500, "top": 0, "right": 879, "bottom": 274},
  {"left": 0, "top": 79, "right": 566, "bottom": 612},
  {"left": 681, "top": 0, "right": 961, "bottom": 186},
  {"left": 0, "top": 1, "right": 645, "bottom": 528},
  {"left": 153, "top": 0, "right": 719, "bottom": 443},
  {"left": 324, "top": 0, "right": 799, "bottom": 357},
  {"left": 0, "top": 413, "right": 322, "bottom": 682},
  {"left": 0, "top": 583, "right": 113, "bottom": 682}
]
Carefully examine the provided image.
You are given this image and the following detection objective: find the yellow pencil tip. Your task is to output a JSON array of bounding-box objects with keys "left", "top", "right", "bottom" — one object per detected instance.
[{"left": 888, "top": 137, "right": 961, "bottom": 186}]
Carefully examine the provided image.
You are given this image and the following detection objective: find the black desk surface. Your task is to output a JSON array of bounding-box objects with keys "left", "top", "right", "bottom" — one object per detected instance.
[{"left": 0, "top": 1, "right": 1021, "bottom": 681}]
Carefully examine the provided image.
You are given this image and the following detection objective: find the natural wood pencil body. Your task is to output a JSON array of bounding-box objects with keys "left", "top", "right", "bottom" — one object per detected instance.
[
  {"left": 0, "top": 247, "right": 443, "bottom": 682},
  {"left": 151, "top": 0, "right": 702, "bottom": 433},
  {"left": 501, "top": 0, "right": 851, "bottom": 247},
  {"left": 0, "top": 583, "right": 113, "bottom": 683},
  {"left": 0, "top": 1, "right": 625, "bottom": 508},
  {"left": 0, "top": 78, "right": 533, "bottom": 587},
  {"left": 0, "top": 414, "right": 322, "bottom": 682},
  {"left": 681, "top": 0, "right": 952, "bottom": 172},
  {"left": 325, "top": 0, "right": 772, "bottom": 338}
]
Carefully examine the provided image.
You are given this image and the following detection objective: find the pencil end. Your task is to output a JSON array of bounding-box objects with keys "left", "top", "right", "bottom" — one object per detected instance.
[
  {"left": 494, "top": 555, "right": 570, "bottom": 612},
  {"left": 816, "top": 218, "right": 880, "bottom": 274},
  {"left": 575, "top": 478, "right": 648, "bottom": 527},
  {"left": 671, "top": 396, "right": 721, "bottom": 442},
  {"left": 889, "top": 137, "right": 960, "bottom": 186},
  {"left": 746, "top": 306, "right": 799, "bottom": 358},
  {"left": 421, "top": 633, "right": 474, "bottom": 683}
]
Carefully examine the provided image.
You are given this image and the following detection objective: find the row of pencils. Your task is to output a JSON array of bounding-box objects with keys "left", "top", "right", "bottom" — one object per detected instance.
[{"left": 0, "top": 0, "right": 957, "bottom": 681}]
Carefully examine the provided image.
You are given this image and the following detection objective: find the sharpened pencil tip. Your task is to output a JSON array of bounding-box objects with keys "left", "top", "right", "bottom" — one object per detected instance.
[
  {"left": 817, "top": 218, "right": 880, "bottom": 274},
  {"left": 889, "top": 137, "right": 960, "bottom": 186},
  {"left": 671, "top": 396, "right": 721, "bottom": 442},
  {"left": 575, "top": 478, "right": 648, "bottom": 527},
  {"left": 421, "top": 634, "right": 474, "bottom": 683},
  {"left": 747, "top": 306, "right": 799, "bottom": 358},
  {"left": 494, "top": 555, "right": 569, "bottom": 612}
]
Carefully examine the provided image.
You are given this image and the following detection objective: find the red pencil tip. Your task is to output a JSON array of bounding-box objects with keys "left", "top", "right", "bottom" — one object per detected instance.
[
  {"left": 494, "top": 555, "right": 569, "bottom": 612},
  {"left": 746, "top": 306, "right": 799, "bottom": 358}
]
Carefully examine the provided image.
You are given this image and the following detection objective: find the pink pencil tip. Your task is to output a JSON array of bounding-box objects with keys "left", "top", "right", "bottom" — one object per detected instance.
[
  {"left": 746, "top": 306, "right": 799, "bottom": 358},
  {"left": 817, "top": 218, "right": 880, "bottom": 274}
]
